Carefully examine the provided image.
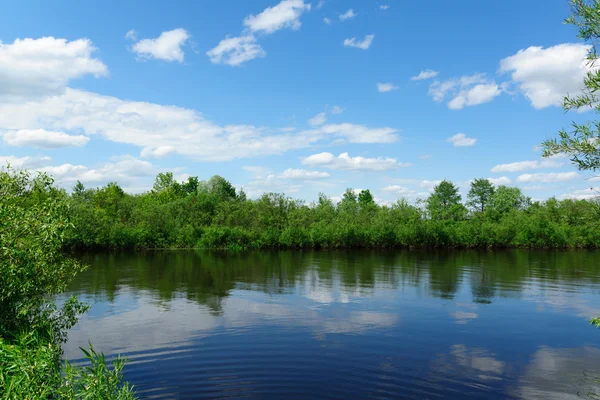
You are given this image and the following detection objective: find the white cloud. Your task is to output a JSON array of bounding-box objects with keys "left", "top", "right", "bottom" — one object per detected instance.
[
  {"left": 420, "top": 180, "right": 442, "bottom": 191},
  {"left": 0, "top": 89, "right": 399, "bottom": 162},
  {"left": 420, "top": 154, "right": 432, "bottom": 159},
  {"left": 380, "top": 5, "right": 390, "bottom": 10},
  {"left": 38, "top": 156, "right": 154, "bottom": 188},
  {"left": 447, "top": 83, "right": 502, "bottom": 110},
  {"left": 207, "top": 35, "right": 266, "bottom": 66},
  {"left": 382, "top": 185, "right": 416, "bottom": 196},
  {"left": 343, "top": 34, "right": 374, "bottom": 50},
  {"left": 0, "top": 37, "right": 108, "bottom": 99},
  {"left": 330, "top": 105, "right": 344, "bottom": 114},
  {"left": 131, "top": 28, "right": 189, "bottom": 62},
  {"left": 324, "top": 17, "right": 331, "bottom": 24},
  {"left": 561, "top": 187, "right": 600, "bottom": 200},
  {"left": 302, "top": 152, "right": 410, "bottom": 171},
  {"left": 339, "top": 9, "right": 357, "bottom": 21},
  {"left": 377, "top": 82, "right": 398, "bottom": 93},
  {"left": 279, "top": 168, "right": 329, "bottom": 180},
  {"left": 491, "top": 159, "right": 564, "bottom": 173},
  {"left": 487, "top": 176, "right": 511, "bottom": 186},
  {"left": 316, "top": 0, "right": 325, "bottom": 9},
  {"left": 209, "top": 0, "right": 309, "bottom": 66},
  {"left": 308, "top": 112, "right": 327, "bottom": 126},
  {"left": 447, "top": 133, "right": 476, "bottom": 147},
  {"left": 517, "top": 172, "right": 580, "bottom": 183},
  {"left": 303, "top": 123, "right": 399, "bottom": 143},
  {"left": 125, "top": 29, "right": 137, "bottom": 41},
  {"left": 429, "top": 74, "right": 502, "bottom": 109},
  {"left": 499, "top": 43, "right": 591, "bottom": 109},
  {"left": 140, "top": 146, "right": 176, "bottom": 158},
  {"left": 0, "top": 155, "right": 51, "bottom": 169},
  {"left": 411, "top": 69, "right": 439, "bottom": 81},
  {"left": 3, "top": 129, "right": 89, "bottom": 148},
  {"left": 243, "top": 0, "right": 311, "bottom": 34}
]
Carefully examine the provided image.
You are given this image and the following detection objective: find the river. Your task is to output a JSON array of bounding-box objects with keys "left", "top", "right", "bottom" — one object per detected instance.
[{"left": 61, "top": 250, "right": 600, "bottom": 399}]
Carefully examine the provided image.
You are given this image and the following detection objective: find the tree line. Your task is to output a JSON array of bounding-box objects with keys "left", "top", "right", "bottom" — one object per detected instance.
[{"left": 64, "top": 172, "right": 600, "bottom": 250}]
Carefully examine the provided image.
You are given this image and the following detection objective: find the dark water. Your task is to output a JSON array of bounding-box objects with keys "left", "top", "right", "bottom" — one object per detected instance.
[{"left": 61, "top": 250, "right": 600, "bottom": 399}]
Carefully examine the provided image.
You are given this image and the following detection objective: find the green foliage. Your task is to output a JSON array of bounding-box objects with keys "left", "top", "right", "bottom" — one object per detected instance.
[
  {"left": 60, "top": 344, "right": 135, "bottom": 399},
  {"left": 0, "top": 167, "right": 135, "bottom": 399},
  {"left": 58, "top": 172, "right": 600, "bottom": 251},
  {"left": 542, "top": 0, "right": 600, "bottom": 171},
  {"left": 592, "top": 317, "right": 600, "bottom": 327},
  {"left": 467, "top": 179, "right": 495, "bottom": 213},
  {"left": 0, "top": 169, "right": 87, "bottom": 340},
  {"left": 426, "top": 180, "right": 466, "bottom": 221}
]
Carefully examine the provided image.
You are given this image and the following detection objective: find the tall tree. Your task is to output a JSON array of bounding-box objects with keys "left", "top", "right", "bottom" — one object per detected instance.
[
  {"left": 490, "top": 186, "right": 530, "bottom": 215},
  {"left": 542, "top": 0, "right": 600, "bottom": 172},
  {"left": 467, "top": 179, "right": 495, "bottom": 213},
  {"left": 358, "top": 189, "right": 375, "bottom": 208},
  {"left": 426, "top": 180, "right": 465, "bottom": 220}
]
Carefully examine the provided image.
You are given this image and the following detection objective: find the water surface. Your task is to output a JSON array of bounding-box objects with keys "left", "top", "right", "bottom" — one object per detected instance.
[{"left": 62, "top": 250, "right": 600, "bottom": 399}]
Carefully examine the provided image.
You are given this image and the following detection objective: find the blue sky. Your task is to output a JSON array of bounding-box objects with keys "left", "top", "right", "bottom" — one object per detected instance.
[{"left": 1, "top": 0, "right": 598, "bottom": 203}]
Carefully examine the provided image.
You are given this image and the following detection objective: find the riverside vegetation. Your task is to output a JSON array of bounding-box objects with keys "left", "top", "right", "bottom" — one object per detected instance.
[
  {"left": 64, "top": 173, "right": 600, "bottom": 251},
  {"left": 0, "top": 169, "right": 135, "bottom": 399}
]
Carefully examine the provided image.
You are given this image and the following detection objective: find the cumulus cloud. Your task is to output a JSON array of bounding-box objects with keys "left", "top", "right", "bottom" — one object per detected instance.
[
  {"left": 561, "top": 187, "right": 600, "bottom": 200},
  {"left": 208, "top": 0, "right": 310, "bottom": 65},
  {"left": 339, "top": 9, "right": 357, "bottom": 21},
  {"left": 0, "top": 155, "right": 51, "bottom": 169},
  {"left": 447, "top": 83, "right": 502, "bottom": 110},
  {"left": 3, "top": 129, "right": 89, "bottom": 149},
  {"left": 411, "top": 69, "right": 439, "bottom": 81},
  {"left": 302, "top": 123, "right": 399, "bottom": 143},
  {"left": 343, "top": 34, "right": 374, "bottom": 50},
  {"left": 382, "top": 185, "right": 416, "bottom": 196},
  {"left": 380, "top": 5, "right": 390, "bottom": 10},
  {"left": 278, "top": 168, "right": 329, "bottom": 180},
  {"left": 0, "top": 89, "right": 399, "bottom": 162},
  {"left": 0, "top": 36, "right": 107, "bottom": 99},
  {"left": 447, "top": 133, "right": 476, "bottom": 147},
  {"left": 429, "top": 73, "right": 502, "bottom": 109},
  {"left": 499, "top": 43, "right": 591, "bottom": 109},
  {"left": 324, "top": 17, "right": 331, "bottom": 24},
  {"left": 488, "top": 176, "right": 512, "bottom": 186},
  {"left": 243, "top": 0, "right": 311, "bottom": 34},
  {"left": 239, "top": 166, "right": 327, "bottom": 197},
  {"left": 308, "top": 112, "right": 327, "bottom": 126},
  {"left": 131, "top": 29, "right": 189, "bottom": 62},
  {"left": 491, "top": 159, "right": 564, "bottom": 173},
  {"left": 377, "top": 82, "right": 398, "bottom": 93},
  {"left": 420, "top": 180, "right": 442, "bottom": 191},
  {"left": 302, "top": 152, "right": 410, "bottom": 171},
  {"left": 207, "top": 35, "right": 266, "bottom": 66},
  {"left": 38, "top": 156, "right": 155, "bottom": 190},
  {"left": 517, "top": 172, "right": 580, "bottom": 183}
]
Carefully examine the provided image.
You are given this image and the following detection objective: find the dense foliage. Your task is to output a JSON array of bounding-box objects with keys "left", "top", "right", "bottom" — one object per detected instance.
[
  {"left": 64, "top": 173, "right": 600, "bottom": 251},
  {"left": 0, "top": 169, "right": 135, "bottom": 399}
]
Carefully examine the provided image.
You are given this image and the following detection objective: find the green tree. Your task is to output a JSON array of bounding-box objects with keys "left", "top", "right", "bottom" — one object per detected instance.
[
  {"left": 542, "top": 0, "right": 600, "bottom": 172},
  {"left": 152, "top": 172, "right": 175, "bottom": 193},
  {"left": 202, "top": 175, "right": 237, "bottom": 201},
  {"left": 426, "top": 180, "right": 465, "bottom": 220},
  {"left": 490, "top": 186, "right": 530, "bottom": 215},
  {"left": 0, "top": 168, "right": 135, "bottom": 398},
  {"left": 467, "top": 179, "right": 495, "bottom": 213},
  {"left": 358, "top": 189, "right": 375, "bottom": 209}
]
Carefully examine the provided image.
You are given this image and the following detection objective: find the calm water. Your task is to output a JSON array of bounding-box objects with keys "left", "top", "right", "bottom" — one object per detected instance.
[{"left": 61, "top": 250, "right": 600, "bottom": 399}]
